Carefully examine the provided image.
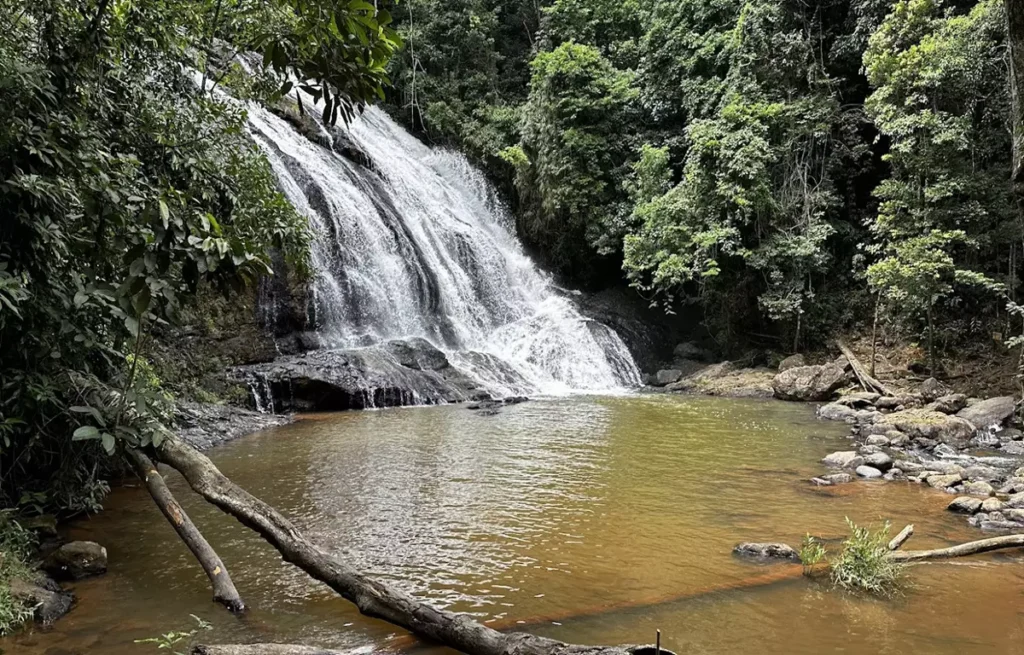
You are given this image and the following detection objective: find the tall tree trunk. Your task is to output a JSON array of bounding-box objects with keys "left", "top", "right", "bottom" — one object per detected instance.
[
  {"left": 153, "top": 436, "right": 662, "bottom": 655},
  {"left": 1008, "top": 0, "right": 1024, "bottom": 212},
  {"left": 126, "top": 448, "right": 245, "bottom": 613}
]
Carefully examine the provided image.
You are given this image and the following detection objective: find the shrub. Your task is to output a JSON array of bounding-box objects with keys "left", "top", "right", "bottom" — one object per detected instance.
[
  {"left": 830, "top": 518, "right": 903, "bottom": 596},
  {"left": 0, "top": 513, "right": 38, "bottom": 635}
]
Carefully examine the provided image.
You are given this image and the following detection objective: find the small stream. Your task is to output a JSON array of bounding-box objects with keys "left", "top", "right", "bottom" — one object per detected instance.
[{"left": 6, "top": 395, "right": 1024, "bottom": 654}]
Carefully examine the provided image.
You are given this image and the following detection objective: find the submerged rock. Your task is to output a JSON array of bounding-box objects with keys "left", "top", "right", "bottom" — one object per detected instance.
[
  {"left": 772, "top": 363, "right": 848, "bottom": 402},
  {"left": 43, "top": 541, "right": 107, "bottom": 580},
  {"left": 733, "top": 542, "right": 800, "bottom": 562}
]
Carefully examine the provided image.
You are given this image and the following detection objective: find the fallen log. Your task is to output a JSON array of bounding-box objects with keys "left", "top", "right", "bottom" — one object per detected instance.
[
  {"left": 192, "top": 646, "right": 348, "bottom": 655},
  {"left": 887, "top": 534, "right": 1024, "bottom": 562},
  {"left": 154, "top": 435, "right": 667, "bottom": 655},
  {"left": 837, "top": 340, "right": 893, "bottom": 397},
  {"left": 126, "top": 448, "right": 244, "bottom": 612},
  {"left": 887, "top": 524, "right": 914, "bottom": 551}
]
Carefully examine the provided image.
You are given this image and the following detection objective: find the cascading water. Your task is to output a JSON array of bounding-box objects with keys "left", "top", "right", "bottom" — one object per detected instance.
[{"left": 247, "top": 103, "right": 641, "bottom": 396}]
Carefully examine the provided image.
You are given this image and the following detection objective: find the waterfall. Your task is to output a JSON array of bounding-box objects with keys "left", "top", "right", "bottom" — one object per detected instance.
[{"left": 246, "top": 104, "right": 641, "bottom": 395}]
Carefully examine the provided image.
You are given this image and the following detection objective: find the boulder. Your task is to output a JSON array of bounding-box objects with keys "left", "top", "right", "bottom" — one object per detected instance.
[
  {"left": 887, "top": 431, "right": 910, "bottom": 447},
  {"left": 43, "top": 541, "right": 107, "bottom": 580},
  {"left": 9, "top": 577, "right": 74, "bottom": 625},
  {"left": 874, "top": 409, "right": 975, "bottom": 446},
  {"left": 957, "top": 397, "right": 1016, "bottom": 431},
  {"left": 920, "top": 378, "right": 950, "bottom": 402},
  {"left": 856, "top": 465, "right": 883, "bottom": 479},
  {"left": 865, "top": 434, "right": 890, "bottom": 446},
  {"left": 652, "top": 369, "right": 683, "bottom": 387},
  {"left": 864, "top": 452, "right": 893, "bottom": 471},
  {"left": 927, "top": 394, "right": 968, "bottom": 415},
  {"left": 895, "top": 460, "right": 924, "bottom": 473},
  {"left": 817, "top": 402, "right": 858, "bottom": 422},
  {"left": 962, "top": 481, "right": 995, "bottom": 497},
  {"left": 947, "top": 497, "right": 983, "bottom": 514},
  {"left": 772, "top": 363, "right": 848, "bottom": 402},
  {"left": 822, "top": 451, "right": 864, "bottom": 469},
  {"left": 778, "top": 353, "right": 806, "bottom": 372},
  {"left": 926, "top": 473, "right": 962, "bottom": 490},
  {"left": 1003, "top": 508, "right": 1024, "bottom": 522},
  {"left": 673, "top": 341, "right": 714, "bottom": 362},
  {"left": 982, "top": 497, "right": 1006, "bottom": 512},
  {"left": 733, "top": 542, "right": 800, "bottom": 562}
]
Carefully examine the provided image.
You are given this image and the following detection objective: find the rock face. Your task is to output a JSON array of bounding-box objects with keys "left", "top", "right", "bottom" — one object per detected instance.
[
  {"left": 10, "top": 577, "right": 74, "bottom": 625},
  {"left": 733, "top": 542, "right": 800, "bottom": 562},
  {"left": 874, "top": 409, "right": 976, "bottom": 446},
  {"left": 236, "top": 342, "right": 519, "bottom": 412},
  {"left": 43, "top": 541, "right": 107, "bottom": 580},
  {"left": 772, "top": 363, "right": 848, "bottom": 401},
  {"left": 176, "top": 402, "right": 292, "bottom": 450},
  {"left": 778, "top": 354, "right": 806, "bottom": 372},
  {"left": 957, "top": 397, "right": 1016, "bottom": 431}
]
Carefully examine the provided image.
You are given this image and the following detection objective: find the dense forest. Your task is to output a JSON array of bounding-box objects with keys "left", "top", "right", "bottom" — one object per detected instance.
[{"left": 383, "top": 0, "right": 1024, "bottom": 358}]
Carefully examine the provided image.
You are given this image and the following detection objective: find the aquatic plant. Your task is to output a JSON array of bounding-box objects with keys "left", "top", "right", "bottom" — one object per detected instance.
[{"left": 830, "top": 519, "right": 903, "bottom": 596}]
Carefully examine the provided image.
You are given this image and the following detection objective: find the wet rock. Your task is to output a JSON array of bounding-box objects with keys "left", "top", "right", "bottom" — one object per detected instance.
[
  {"left": 1003, "top": 508, "right": 1024, "bottom": 522},
  {"left": 926, "top": 473, "right": 962, "bottom": 490},
  {"left": 176, "top": 402, "right": 292, "bottom": 451},
  {"left": 962, "top": 481, "right": 995, "bottom": 496},
  {"left": 836, "top": 392, "right": 880, "bottom": 408},
  {"left": 999, "top": 480, "right": 1024, "bottom": 495},
  {"left": 858, "top": 444, "right": 883, "bottom": 456},
  {"left": 43, "top": 541, "right": 107, "bottom": 580},
  {"left": 887, "top": 431, "right": 910, "bottom": 447},
  {"left": 864, "top": 452, "right": 893, "bottom": 471},
  {"left": 733, "top": 542, "right": 800, "bottom": 562},
  {"left": 979, "top": 519, "right": 1022, "bottom": 531},
  {"left": 874, "top": 409, "right": 975, "bottom": 446},
  {"left": 982, "top": 498, "right": 1006, "bottom": 512},
  {"left": 957, "top": 396, "right": 1016, "bottom": 432},
  {"left": 778, "top": 353, "right": 806, "bottom": 372},
  {"left": 883, "top": 468, "right": 905, "bottom": 480},
  {"left": 927, "top": 394, "right": 968, "bottom": 415},
  {"left": 10, "top": 577, "right": 74, "bottom": 625},
  {"left": 818, "top": 402, "right": 859, "bottom": 422},
  {"left": 920, "top": 378, "right": 950, "bottom": 402},
  {"left": 895, "top": 460, "right": 924, "bottom": 473},
  {"left": 865, "top": 434, "right": 890, "bottom": 447},
  {"left": 820, "top": 472, "right": 854, "bottom": 485},
  {"left": 652, "top": 369, "right": 684, "bottom": 387},
  {"left": 948, "top": 497, "right": 983, "bottom": 514},
  {"left": 970, "top": 433, "right": 1002, "bottom": 449},
  {"left": 772, "top": 363, "right": 848, "bottom": 402},
  {"left": 385, "top": 338, "right": 450, "bottom": 371},
  {"left": 998, "top": 427, "right": 1024, "bottom": 441},
  {"left": 822, "top": 451, "right": 864, "bottom": 469},
  {"left": 1001, "top": 442, "right": 1024, "bottom": 456},
  {"left": 1004, "top": 493, "right": 1024, "bottom": 508},
  {"left": 923, "top": 460, "right": 965, "bottom": 475},
  {"left": 933, "top": 443, "right": 959, "bottom": 458},
  {"left": 914, "top": 437, "right": 938, "bottom": 450},
  {"left": 856, "top": 465, "right": 883, "bottom": 479},
  {"left": 964, "top": 465, "right": 1001, "bottom": 482}
]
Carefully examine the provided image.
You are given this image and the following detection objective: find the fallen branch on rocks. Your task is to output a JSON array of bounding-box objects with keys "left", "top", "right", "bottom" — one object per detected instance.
[
  {"left": 153, "top": 435, "right": 668, "bottom": 655},
  {"left": 887, "top": 524, "right": 914, "bottom": 551},
  {"left": 837, "top": 341, "right": 893, "bottom": 397},
  {"left": 126, "top": 448, "right": 245, "bottom": 613}
]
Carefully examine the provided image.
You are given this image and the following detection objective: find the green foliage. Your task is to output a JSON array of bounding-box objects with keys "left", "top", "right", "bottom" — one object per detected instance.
[
  {"left": 135, "top": 614, "right": 213, "bottom": 655},
  {"left": 799, "top": 534, "right": 826, "bottom": 573},
  {"left": 0, "top": 513, "right": 38, "bottom": 635},
  {"left": 0, "top": 0, "right": 396, "bottom": 513},
  {"left": 830, "top": 519, "right": 903, "bottom": 595}
]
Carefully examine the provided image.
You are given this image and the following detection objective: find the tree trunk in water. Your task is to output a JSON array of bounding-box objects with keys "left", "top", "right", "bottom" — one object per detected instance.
[
  {"left": 153, "top": 436, "right": 663, "bottom": 655},
  {"left": 887, "top": 533, "right": 1024, "bottom": 562},
  {"left": 126, "top": 448, "right": 245, "bottom": 613}
]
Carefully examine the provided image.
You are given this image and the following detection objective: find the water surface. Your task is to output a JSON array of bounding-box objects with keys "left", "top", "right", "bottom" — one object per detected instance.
[{"left": 7, "top": 395, "right": 1024, "bottom": 655}]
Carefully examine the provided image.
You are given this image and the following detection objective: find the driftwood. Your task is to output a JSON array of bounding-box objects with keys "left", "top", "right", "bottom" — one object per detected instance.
[
  {"left": 192, "top": 646, "right": 349, "bottom": 655},
  {"left": 886, "top": 524, "right": 914, "bottom": 551},
  {"left": 153, "top": 435, "right": 668, "bottom": 655},
  {"left": 126, "top": 448, "right": 244, "bottom": 612},
  {"left": 837, "top": 340, "right": 893, "bottom": 396},
  {"left": 887, "top": 532, "right": 1024, "bottom": 562}
]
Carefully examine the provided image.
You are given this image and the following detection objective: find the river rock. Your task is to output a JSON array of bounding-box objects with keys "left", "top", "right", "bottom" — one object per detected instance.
[
  {"left": 820, "top": 472, "right": 854, "bottom": 485},
  {"left": 384, "top": 338, "right": 450, "bottom": 371},
  {"left": 836, "top": 392, "right": 880, "bottom": 408},
  {"left": 1004, "top": 493, "right": 1024, "bottom": 508},
  {"left": 887, "top": 430, "right": 910, "bottom": 447},
  {"left": 970, "top": 432, "right": 1002, "bottom": 449},
  {"left": 964, "top": 465, "right": 1001, "bottom": 482},
  {"left": 9, "top": 577, "right": 74, "bottom": 625},
  {"left": 962, "top": 481, "right": 995, "bottom": 497},
  {"left": 43, "top": 541, "right": 107, "bottom": 580},
  {"left": 998, "top": 427, "right": 1024, "bottom": 441},
  {"left": 957, "top": 396, "right": 1016, "bottom": 431},
  {"left": 858, "top": 444, "right": 883, "bottom": 456},
  {"left": 928, "top": 394, "right": 968, "bottom": 415},
  {"left": 874, "top": 409, "right": 975, "bottom": 446},
  {"left": 856, "top": 465, "right": 883, "bottom": 479},
  {"left": 895, "top": 460, "right": 924, "bottom": 473},
  {"left": 865, "top": 434, "right": 890, "bottom": 446},
  {"left": 772, "top": 363, "right": 848, "bottom": 402},
  {"left": 864, "top": 452, "right": 893, "bottom": 471},
  {"left": 817, "top": 402, "right": 858, "bottom": 422},
  {"left": 920, "top": 378, "right": 950, "bottom": 402},
  {"left": 1002, "top": 508, "right": 1024, "bottom": 522},
  {"left": 1002, "top": 442, "right": 1024, "bottom": 455},
  {"left": 948, "top": 496, "right": 983, "bottom": 514},
  {"left": 778, "top": 353, "right": 806, "bottom": 372},
  {"left": 982, "top": 497, "right": 1006, "bottom": 512},
  {"left": 652, "top": 369, "right": 683, "bottom": 386},
  {"left": 926, "top": 473, "right": 962, "bottom": 490},
  {"left": 733, "top": 542, "right": 800, "bottom": 562},
  {"left": 883, "top": 468, "right": 905, "bottom": 480},
  {"left": 822, "top": 451, "right": 864, "bottom": 469}
]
